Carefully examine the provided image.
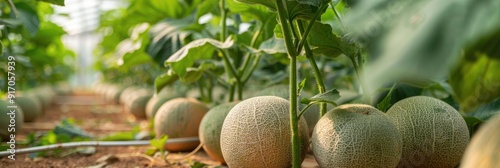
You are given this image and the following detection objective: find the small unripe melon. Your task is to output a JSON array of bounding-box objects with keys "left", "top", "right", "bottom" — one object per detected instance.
[
  {"left": 461, "top": 113, "right": 500, "bottom": 168},
  {"left": 0, "top": 100, "right": 24, "bottom": 140},
  {"left": 125, "top": 94, "right": 152, "bottom": 119},
  {"left": 312, "top": 104, "right": 402, "bottom": 168},
  {"left": 199, "top": 102, "right": 238, "bottom": 164},
  {"left": 33, "top": 87, "right": 55, "bottom": 109},
  {"left": 220, "top": 96, "right": 309, "bottom": 168},
  {"left": 386, "top": 96, "right": 469, "bottom": 168},
  {"left": 119, "top": 86, "right": 142, "bottom": 104},
  {"left": 15, "top": 95, "right": 42, "bottom": 122},
  {"left": 104, "top": 85, "right": 124, "bottom": 104},
  {"left": 154, "top": 98, "right": 208, "bottom": 151}
]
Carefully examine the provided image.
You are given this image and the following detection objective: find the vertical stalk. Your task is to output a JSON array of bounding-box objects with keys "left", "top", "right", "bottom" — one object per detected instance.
[
  {"left": 276, "top": 0, "right": 300, "bottom": 167},
  {"left": 219, "top": 0, "right": 238, "bottom": 101},
  {"left": 219, "top": 0, "right": 227, "bottom": 41},
  {"left": 297, "top": 21, "right": 328, "bottom": 116}
]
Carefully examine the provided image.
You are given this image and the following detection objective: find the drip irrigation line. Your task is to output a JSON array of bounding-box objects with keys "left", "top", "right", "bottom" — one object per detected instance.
[{"left": 0, "top": 137, "right": 199, "bottom": 157}]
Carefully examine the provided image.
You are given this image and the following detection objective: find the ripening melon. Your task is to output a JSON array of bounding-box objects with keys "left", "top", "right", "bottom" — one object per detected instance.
[
  {"left": 199, "top": 102, "right": 238, "bottom": 163},
  {"left": 220, "top": 96, "right": 309, "bottom": 168},
  {"left": 119, "top": 86, "right": 143, "bottom": 104},
  {"left": 15, "top": 95, "right": 42, "bottom": 122},
  {"left": 386, "top": 96, "right": 469, "bottom": 168},
  {"left": 125, "top": 94, "right": 152, "bottom": 119},
  {"left": 145, "top": 87, "right": 183, "bottom": 119},
  {"left": 312, "top": 104, "right": 402, "bottom": 168},
  {"left": 33, "top": 87, "right": 55, "bottom": 109},
  {"left": 0, "top": 100, "right": 24, "bottom": 140},
  {"left": 461, "top": 113, "right": 500, "bottom": 168},
  {"left": 252, "top": 84, "right": 322, "bottom": 135},
  {"left": 154, "top": 98, "right": 208, "bottom": 151},
  {"left": 104, "top": 85, "right": 124, "bottom": 104}
]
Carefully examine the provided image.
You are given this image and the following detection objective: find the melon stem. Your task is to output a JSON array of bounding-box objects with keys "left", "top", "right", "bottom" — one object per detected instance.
[{"left": 276, "top": 0, "right": 301, "bottom": 167}]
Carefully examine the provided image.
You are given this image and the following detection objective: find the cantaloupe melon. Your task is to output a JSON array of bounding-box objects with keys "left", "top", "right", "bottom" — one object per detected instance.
[
  {"left": 386, "top": 96, "right": 469, "bottom": 168},
  {"left": 252, "top": 84, "right": 321, "bottom": 135},
  {"left": 312, "top": 104, "right": 402, "bottom": 168},
  {"left": 124, "top": 93, "right": 152, "bottom": 119},
  {"left": 33, "top": 87, "right": 55, "bottom": 110},
  {"left": 154, "top": 98, "right": 208, "bottom": 151},
  {"left": 15, "top": 95, "right": 42, "bottom": 122},
  {"left": 104, "top": 85, "right": 124, "bottom": 104},
  {"left": 220, "top": 96, "right": 309, "bottom": 168},
  {"left": 461, "top": 113, "right": 500, "bottom": 168},
  {"left": 199, "top": 102, "right": 238, "bottom": 163},
  {"left": 0, "top": 100, "right": 24, "bottom": 140},
  {"left": 145, "top": 87, "right": 183, "bottom": 119},
  {"left": 119, "top": 86, "right": 142, "bottom": 104}
]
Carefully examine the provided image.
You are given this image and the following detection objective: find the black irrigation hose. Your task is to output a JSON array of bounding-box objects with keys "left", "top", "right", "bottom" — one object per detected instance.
[{"left": 0, "top": 137, "right": 199, "bottom": 157}]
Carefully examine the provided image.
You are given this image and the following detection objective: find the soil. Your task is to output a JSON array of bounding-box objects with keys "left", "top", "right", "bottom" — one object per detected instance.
[{"left": 0, "top": 89, "right": 320, "bottom": 168}]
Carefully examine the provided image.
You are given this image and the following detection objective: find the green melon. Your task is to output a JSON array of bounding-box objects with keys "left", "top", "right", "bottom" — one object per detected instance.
[
  {"left": 461, "top": 113, "right": 500, "bottom": 168},
  {"left": 386, "top": 96, "right": 469, "bottom": 168},
  {"left": 312, "top": 104, "right": 402, "bottom": 168},
  {"left": 220, "top": 96, "right": 309, "bottom": 168},
  {"left": 145, "top": 87, "right": 183, "bottom": 120},
  {"left": 15, "top": 95, "right": 42, "bottom": 122},
  {"left": 119, "top": 86, "right": 142, "bottom": 104},
  {"left": 199, "top": 102, "right": 238, "bottom": 164},
  {"left": 124, "top": 91, "right": 153, "bottom": 119},
  {"left": 0, "top": 100, "right": 24, "bottom": 140},
  {"left": 32, "top": 87, "right": 55, "bottom": 110},
  {"left": 104, "top": 85, "right": 124, "bottom": 104},
  {"left": 154, "top": 98, "right": 208, "bottom": 151}
]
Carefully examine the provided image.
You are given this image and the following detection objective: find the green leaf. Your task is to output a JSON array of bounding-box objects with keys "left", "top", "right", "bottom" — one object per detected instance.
[
  {"left": 14, "top": 2, "right": 40, "bottom": 36},
  {"left": 466, "top": 98, "right": 500, "bottom": 121},
  {"left": 147, "top": 15, "right": 201, "bottom": 66},
  {"left": 449, "top": 51, "right": 500, "bottom": 112},
  {"left": 150, "top": 135, "right": 169, "bottom": 150},
  {"left": 462, "top": 116, "right": 483, "bottom": 138},
  {"left": 191, "top": 162, "right": 207, "bottom": 168},
  {"left": 0, "top": 41, "right": 3, "bottom": 55},
  {"left": 376, "top": 83, "right": 396, "bottom": 112},
  {"left": 227, "top": 0, "right": 274, "bottom": 22},
  {"left": 296, "top": 0, "right": 323, "bottom": 7},
  {"left": 36, "top": 0, "right": 65, "bottom": 6},
  {"left": 53, "top": 119, "right": 93, "bottom": 138},
  {"left": 298, "top": 78, "right": 307, "bottom": 97},
  {"left": 181, "top": 62, "right": 216, "bottom": 83},
  {"left": 247, "top": 37, "right": 287, "bottom": 54},
  {"left": 32, "top": 22, "right": 66, "bottom": 47},
  {"left": 154, "top": 72, "right": 179, "bottom": 94},
  {"left": 99, "top": 131, "right": 136, "bottom": 141},
  {"left": 346, "top": 0, "right": 500, "bottom": 95},
  {"left": 375, "top": 83, "right": 423, "bottom": 112},
  {"left": 302, "top": 89, "right": 340, "bottom": 106},
  {"left": 121, "top": 51, "right": 154, "bottom": 69},
  {"left": 307, "top": 22, "right": 354, "bottom": 58},
  {"left": 164, "top": 38, "right": 234, "bottom": 78},
  {"left": 232, "top": 0, "right": 323, "bottom": 20}
]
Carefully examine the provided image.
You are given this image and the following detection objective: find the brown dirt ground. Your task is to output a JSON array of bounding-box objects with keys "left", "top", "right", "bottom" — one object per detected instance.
[{"left": 0, "top": 89, "right": 319, "bottom": 168}]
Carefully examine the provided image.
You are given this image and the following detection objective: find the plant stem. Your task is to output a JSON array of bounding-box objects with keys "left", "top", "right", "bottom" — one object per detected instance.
[
  {"left": 296, "top": 3, "right": 328, "bottom": 54},
  {"left": 219, "top": 0, "right": 227, "bottom": 41},
  {"left": 330, "top": 2, "right": 346, "bottom": 32},
  {"left": 298, "top": 21, "right": 328, "bottom": 116},
  {"left": 228, "top": 84, "right": 235, "bottom": 101},
  {"left": 219, "top": 0, "right": 242, "bottom": 100},
  {"left": 276, "top": 0, "right": 300, "bottom": 167}
]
